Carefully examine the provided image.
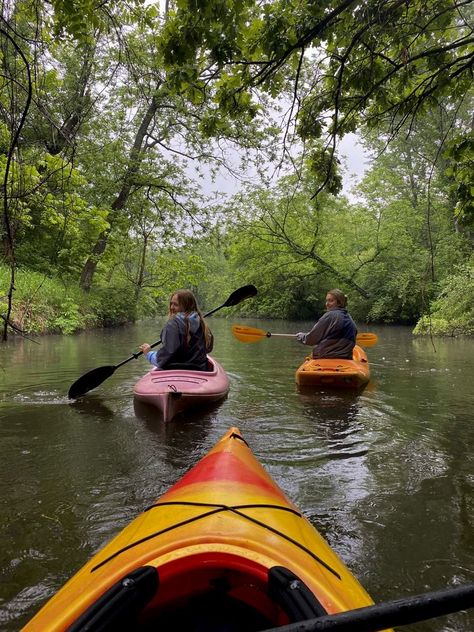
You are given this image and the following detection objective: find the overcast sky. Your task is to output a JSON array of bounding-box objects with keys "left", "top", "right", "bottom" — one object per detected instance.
[
  {"left": 338, "top": 133, "right": 371, "bottom": 199},
  {"left": 198, "top": 132, "right": 371, "bottom": 202}
]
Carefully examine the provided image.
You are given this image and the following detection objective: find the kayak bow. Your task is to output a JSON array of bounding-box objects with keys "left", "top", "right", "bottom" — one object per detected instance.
[{"left": 24, "top": 427, "right": 385, "bottom": 631}]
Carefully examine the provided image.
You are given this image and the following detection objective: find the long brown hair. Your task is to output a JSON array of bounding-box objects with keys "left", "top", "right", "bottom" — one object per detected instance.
[{"left": 168, "top": 289, "right": 212, "bottom": 346}]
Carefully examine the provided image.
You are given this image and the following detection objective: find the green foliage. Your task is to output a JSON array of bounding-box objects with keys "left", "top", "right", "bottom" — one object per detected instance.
[
  {"left": 413, "top": 259, "right": 474, "bottom": 337},
  {"left": 0, "top": 266, "right": 95, "bottom": 334},
  {"left": 0, "top": 122, "right": 10, "bottom": 153},
  {"left": 297, "top": 98, "right": 323, "bottom": 140},
  {"left": 155, "top": 0, "right": 473, "bottom": 216},
  {"left": 52, "top": 298, "right": 86, "bottom": 335},
  {"left": 1, "top": 0, "right": 472, "bottom": 337},
  {"left": 49, "top": 0, "right": 147, "bottom": 42},
  {"left": 445, "top": 132, "right": 474, "bottom": 226},
  {"left": 218, "top": 176, "right": 372, "bottom": 319},
  {"left": 3, "top": 152, "right": 110, "bottom": 277},
  {"left": 88, "top": 286, "right": 138, "bottom": 327},
  {"left": 209, "top": 100, "right": 473, "bottom": 327},
  {"left": 305, "top": 145, "right": 342, "bottom": 196}
]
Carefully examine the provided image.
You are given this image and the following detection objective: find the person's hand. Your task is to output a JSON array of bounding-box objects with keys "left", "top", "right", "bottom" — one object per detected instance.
[
  {"left": 140, "top": 343, "right": 151, "bottom": 354},
  {"left": 296, "top": 332, "right": 306, "bottom": 342}
]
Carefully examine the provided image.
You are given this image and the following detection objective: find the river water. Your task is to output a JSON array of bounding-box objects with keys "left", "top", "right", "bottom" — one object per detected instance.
[{"left": 0, "top": 318, "right": 473, "bottom": 631}]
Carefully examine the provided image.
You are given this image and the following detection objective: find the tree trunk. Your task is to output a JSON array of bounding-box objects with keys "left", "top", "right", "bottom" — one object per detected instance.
[
  {"left": 134, "top": 232, "right": 149, "bottom": 302},
  {"left": 79, "top": 94, "right": 159, "bottom": 291}
]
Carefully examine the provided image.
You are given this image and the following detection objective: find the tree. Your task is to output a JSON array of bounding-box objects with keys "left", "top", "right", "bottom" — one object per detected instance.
[
  {"left": 218, "top": 173, "right": 378, "bottom": 318},
  {"left": 353, "top": 101, "right": 473, "bottom": 322},
  {"left": 210, "top": 94, "right": 473, "bottom": 324},
  {"left": 158, "top": 0, "right": 474, "bottom": 215}
]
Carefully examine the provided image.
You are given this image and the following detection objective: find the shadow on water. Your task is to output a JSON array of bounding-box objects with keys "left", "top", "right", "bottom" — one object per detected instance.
[
  {"left": 68, "top": 396, "right": 116, "bottom": 419},
  {"left": 133, "top": 397, "right": 226, "bottom": 432},
  {"left": 297, "top": 387, "right": 362, "bottom": 424}
]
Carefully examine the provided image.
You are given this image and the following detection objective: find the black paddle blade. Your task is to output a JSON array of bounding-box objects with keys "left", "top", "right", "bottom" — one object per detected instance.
[
  {"left": 224, "top": 284, "right": 257, "bottom": 307},
  {"left": 68, "top": 365, "right": 117, "bottom": 399}
]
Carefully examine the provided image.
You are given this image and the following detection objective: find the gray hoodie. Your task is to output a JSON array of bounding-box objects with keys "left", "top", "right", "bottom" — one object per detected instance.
[{"left": 299, "top": 308, "right": 356, "bottom": 359}]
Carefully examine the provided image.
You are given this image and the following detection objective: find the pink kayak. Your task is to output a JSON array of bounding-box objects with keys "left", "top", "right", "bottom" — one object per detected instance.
[{"left": 133, "top": 356, "right": 230, "bottom": 422}]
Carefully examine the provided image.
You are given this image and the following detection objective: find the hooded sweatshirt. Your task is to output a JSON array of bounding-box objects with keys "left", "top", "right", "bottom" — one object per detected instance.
[
  {"left": 300, "top": 307, "right": 356, "bottom": 359},
  {"left": 145, "top": 312, "right": 213, "bottom": 371}
]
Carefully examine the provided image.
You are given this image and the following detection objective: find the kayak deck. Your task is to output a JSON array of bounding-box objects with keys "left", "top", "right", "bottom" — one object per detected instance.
[
  {"left": 25, "top": 427, "right": 386, "bottom": 631},
  {"left": 295, "top": 345, "right": 370, "bottom": 390},
  {"left": 133, "top": 356, "right": 230, "bottom": 422}
]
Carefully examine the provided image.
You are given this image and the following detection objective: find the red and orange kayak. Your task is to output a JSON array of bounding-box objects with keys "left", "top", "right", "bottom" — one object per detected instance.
[
  {"left": 24, "top": 427, "right": 384, "bottom": 631},
  {"left": 133, "top": 356, "right": 230, "bottom": 422},
  {"left": 295, "top": 345, "right": 370, "bottom": 390}
]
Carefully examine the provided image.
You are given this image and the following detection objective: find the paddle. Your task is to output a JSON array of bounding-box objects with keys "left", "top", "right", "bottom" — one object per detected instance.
[
  {"left": 232, "top": 325, "right": 378, "bottom": 347},
  {"left": 260, "top": 582, "right": 474, "bottom": 631},
  {"left": 68, "top": 285, "right": 257, "bottom": 399}
]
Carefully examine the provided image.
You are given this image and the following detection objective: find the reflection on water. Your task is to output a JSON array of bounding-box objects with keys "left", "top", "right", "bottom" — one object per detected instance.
[
  {"left": 297, "top": 391, "right": 367, "bottom": 459},
  {"left": 1, "top": 320, "right": 473, "bottom": 631},
  {"left": 133, "top": 398, "right": 216, "bottom": 471},
  {"left": 298, "top": 389, "right": 361, "bottom": 423}
]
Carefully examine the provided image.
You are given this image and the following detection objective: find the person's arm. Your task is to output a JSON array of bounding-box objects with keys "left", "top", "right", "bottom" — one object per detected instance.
[
  {"left": 296, "top": 313, "right": 332, "bottom": 346},
  {"left": 139, "top": 343, "right": 163, "bottom": 368},
  {"left": 140, "top": 320, "right": 182, "bottom": 368}
]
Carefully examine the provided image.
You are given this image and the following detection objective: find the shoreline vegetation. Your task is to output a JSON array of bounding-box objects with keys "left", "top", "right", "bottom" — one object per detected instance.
[{"left": 1, "top": 265, "right": 473, "bottom": 339}]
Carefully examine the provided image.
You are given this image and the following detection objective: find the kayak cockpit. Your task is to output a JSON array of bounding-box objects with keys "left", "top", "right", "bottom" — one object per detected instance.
[{"left": 68, "top": 560, "right": 326, "bottom": 631}]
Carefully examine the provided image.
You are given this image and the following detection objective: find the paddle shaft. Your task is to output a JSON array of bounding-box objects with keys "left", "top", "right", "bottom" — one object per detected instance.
[
  {"left": 261, "top": 583, "right": 474, "bottom": 632},
  {"left": 231, "top": 325, "right": 377, "bottom": 347},
  {"left": 266, "top": 332, "right": 376, "bottom": 344},
  {"left": 114, "top": 339, "right": 160, "bottom": 370}
]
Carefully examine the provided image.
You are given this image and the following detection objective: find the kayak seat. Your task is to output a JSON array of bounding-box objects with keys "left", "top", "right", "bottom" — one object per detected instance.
[
  {"left": 164, "top": 362, "right": 212, "bottom": 372},
  {"left": 268, "top": 566, "right": 327, "bottom": 620},
  {"left": 145, "top": 565, "right": 326, "bottom": 630},
  {"left": 149, "top": 588, "right": 275, "bottom": 631},
  {"left": 67, "top": 565, "right": 158, "bottom": 631}
]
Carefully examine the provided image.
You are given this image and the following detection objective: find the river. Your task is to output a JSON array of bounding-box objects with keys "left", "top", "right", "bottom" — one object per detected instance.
[{"left": 0, "top": 318, "right": 473, "bottom": 631}]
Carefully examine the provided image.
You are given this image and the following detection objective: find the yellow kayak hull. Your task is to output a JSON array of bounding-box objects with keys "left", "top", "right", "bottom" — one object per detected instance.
[
  {"left": 24, "top": 427, "right": 384, "bottom": 631},
  {"left": 296, "top": 345, "right": 370, "bottom": 390}
]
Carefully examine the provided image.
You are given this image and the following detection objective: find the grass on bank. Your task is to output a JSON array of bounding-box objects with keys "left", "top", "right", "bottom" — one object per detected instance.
[{"left": 0, "top": 266, "right": 138, "bottom": 335}]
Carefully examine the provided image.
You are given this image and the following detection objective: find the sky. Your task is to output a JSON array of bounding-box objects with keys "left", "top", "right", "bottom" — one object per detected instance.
[
  {"left": 338, "top": 133, "right": 371, "bottom": 200},
  {"left": 198, "top": 132, "right": 371, "bottom": 203}
]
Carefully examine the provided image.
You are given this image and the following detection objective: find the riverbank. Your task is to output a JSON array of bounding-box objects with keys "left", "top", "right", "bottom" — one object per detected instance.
[
  {"left": 2, "top": 265, "right": 473, "bottom": 338},
  {"left": 0, "top": 266, "right": 136, "bottom": 336}
]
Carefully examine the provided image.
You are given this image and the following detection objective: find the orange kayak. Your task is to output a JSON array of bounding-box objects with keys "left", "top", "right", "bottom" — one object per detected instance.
[
  {"left": 295, "top": 345, "right": 370, "bottom": 390},
  {"left": 24, "top": 427, "right": 383, "bottom": 631}
]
